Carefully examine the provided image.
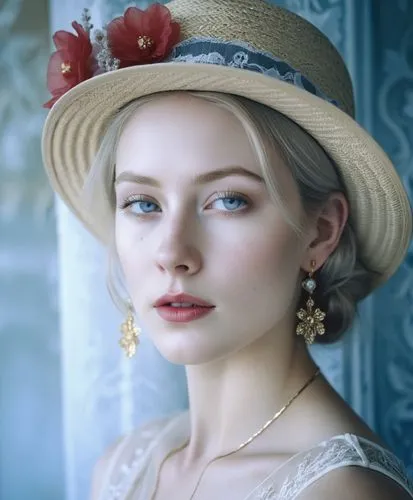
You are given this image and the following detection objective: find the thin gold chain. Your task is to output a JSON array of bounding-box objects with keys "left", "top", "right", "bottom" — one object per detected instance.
[{"left": 151, "top": 367, "right": 320, "bottom": 500}]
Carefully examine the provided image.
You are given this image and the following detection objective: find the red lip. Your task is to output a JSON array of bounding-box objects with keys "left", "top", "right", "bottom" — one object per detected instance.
[
  {"left": 154, "top": 293, "right": 215, "bottom": 323},
  {"left": 155, "top": 305, "right": 214, "bottom": 323},
  {"left": 154, "top": 293, "right": 214, "bottom": 308}
]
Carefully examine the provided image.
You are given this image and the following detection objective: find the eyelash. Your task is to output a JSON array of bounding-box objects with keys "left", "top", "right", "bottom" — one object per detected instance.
[{"left": 118, "top": 190, "right": 250, "bottom": 216}]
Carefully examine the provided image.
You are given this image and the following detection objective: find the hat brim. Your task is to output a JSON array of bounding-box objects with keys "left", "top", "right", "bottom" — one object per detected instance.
[{"left": 41, "top": 62, "right": 412, "bottom": 288}]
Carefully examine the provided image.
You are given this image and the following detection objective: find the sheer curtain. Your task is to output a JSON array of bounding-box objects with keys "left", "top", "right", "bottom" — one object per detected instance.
[
  {"left": 51, "top": 5, "right": 187, "bottom": 499},
  {"left": 48, "top": 1, "right": 413, "bottom": 498}
]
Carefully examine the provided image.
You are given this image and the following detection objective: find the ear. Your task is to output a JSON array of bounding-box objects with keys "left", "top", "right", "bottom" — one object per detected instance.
[{"left": 302, "top": 192, "right": 349, "bottom": 271}]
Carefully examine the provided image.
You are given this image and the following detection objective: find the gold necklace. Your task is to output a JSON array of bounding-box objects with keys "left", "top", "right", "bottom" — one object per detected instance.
[{"left": 151, "top": 367, "right": 320, "bottom": 500}]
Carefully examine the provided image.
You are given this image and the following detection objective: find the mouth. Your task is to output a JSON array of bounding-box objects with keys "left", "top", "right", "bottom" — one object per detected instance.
[
  {"left": 154, "top": 293, "right": 215, "bottom": 323},
  {"left": 155, "top": 303, "right": 215, "bottom": 323},
  {"left": 163, "top": 302, "right": 213, "bottom": 308},
  {"left": 154, "top": 293, "right": 214, "bottom": 308}
]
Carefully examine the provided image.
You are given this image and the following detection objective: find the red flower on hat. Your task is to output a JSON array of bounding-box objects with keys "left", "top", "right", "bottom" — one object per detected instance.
[
  {"left": 43, "top": 21, "right": 95, "bottom": 109},
  {"left": 107, "top": 3, "right": 180, "bottom": 68}
]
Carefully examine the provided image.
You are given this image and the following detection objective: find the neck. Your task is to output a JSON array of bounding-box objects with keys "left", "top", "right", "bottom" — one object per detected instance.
[{"left": 181, "top": 325, "right": 318, "bottom": 467}]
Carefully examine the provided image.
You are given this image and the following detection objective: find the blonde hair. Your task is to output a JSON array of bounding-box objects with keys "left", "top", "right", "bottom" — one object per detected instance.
[{"left": 84, "top": 91, "right": 377, "bottom": 341}]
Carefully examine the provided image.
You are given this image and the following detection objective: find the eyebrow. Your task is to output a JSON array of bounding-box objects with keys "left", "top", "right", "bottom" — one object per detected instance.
[{"left": 114, "top": 166, "right": 264, "bottom": 187}]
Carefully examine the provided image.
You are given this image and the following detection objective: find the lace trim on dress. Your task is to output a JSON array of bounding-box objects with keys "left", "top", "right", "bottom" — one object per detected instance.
[
  {"left": 253, "top": 434, "right": 413, "bottom": 499},
  {"left": 101, "top": 415, "right": 181, "bottom": 500},
  {"left": 356, "top": 436, "right": 413, "bottom": 495},
  {"left": 103, "top": 418, "right": 413, "bottom": 500}
]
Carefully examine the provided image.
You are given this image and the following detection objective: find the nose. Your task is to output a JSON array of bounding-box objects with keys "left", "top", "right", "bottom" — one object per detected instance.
[{"left": 155, "top": 218, "right": 203, "bottom": 277}]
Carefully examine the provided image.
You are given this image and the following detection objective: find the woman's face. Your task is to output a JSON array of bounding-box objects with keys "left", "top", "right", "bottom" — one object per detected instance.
[{"left": 114, "top": 94, "right": 308, "bottom": 365}]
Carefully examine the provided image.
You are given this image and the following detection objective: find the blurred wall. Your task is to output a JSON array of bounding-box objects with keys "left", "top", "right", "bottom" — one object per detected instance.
[
  {"left": 0, "top": 0, "right": 64, "bottom": 499},
  {"left": 369, "top": 0, "right": 413, "bottom": 472}
]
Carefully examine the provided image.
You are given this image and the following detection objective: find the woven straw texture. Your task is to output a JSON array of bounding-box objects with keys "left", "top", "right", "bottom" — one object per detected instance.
[
  {"left": 169, "top": 0, "right": 355, "bottom": 115},
  {"left": 41, "top": 0, "right": 412, "bottom": 287}
]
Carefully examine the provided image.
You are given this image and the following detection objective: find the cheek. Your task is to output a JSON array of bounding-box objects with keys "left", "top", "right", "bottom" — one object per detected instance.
[
  {"left": 218, "top": 227, "right": 302, "bottom": 312},
  {"left": 114, "top": 215, "right": 145, "bottom": 290}
]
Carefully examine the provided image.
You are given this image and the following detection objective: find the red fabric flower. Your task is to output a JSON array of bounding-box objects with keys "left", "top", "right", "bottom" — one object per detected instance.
[
  {"left": 107, "top": 3, "right": 180, "bottom": 68},
  {"left": 43, "top": 21, "right": 95, "bottom": 109}
]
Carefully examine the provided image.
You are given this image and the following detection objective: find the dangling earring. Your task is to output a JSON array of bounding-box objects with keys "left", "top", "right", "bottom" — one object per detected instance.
[
  {"left": 296, "top": 260, "right": 326, "bottom": 345},
  {"left": 119, "top": 302, "right": 141, "bottom": 358}
]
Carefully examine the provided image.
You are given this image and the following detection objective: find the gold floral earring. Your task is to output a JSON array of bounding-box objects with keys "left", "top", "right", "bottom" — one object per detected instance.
[
  {"left": 119, "top": 301, "right": 141, "bottom": 358},
  {"left": 296, "top": 260, "right": 326, "bottom": 345}
]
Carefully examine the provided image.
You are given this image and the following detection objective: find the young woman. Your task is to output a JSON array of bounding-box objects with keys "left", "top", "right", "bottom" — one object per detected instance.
[{"left": 42, "top": 1, "right": 413, "bottom": 499}]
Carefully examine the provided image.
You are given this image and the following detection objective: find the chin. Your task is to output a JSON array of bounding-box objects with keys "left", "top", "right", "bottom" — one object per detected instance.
[
  {"left": 152, "top": 333, "right": 227, "bottom": 366},
  {"left": 156, "top": 344, "right": 215, "bottom": 366}
]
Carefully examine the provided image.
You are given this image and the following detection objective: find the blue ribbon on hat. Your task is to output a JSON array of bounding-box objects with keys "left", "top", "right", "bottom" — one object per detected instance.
[{"left": 166, "top": 37, "right": 340, "bottom": 108}]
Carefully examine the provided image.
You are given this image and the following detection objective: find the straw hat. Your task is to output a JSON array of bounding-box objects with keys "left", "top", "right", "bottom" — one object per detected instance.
[{"left": 41, "top": 0, "right": 411, "bottom": 288}]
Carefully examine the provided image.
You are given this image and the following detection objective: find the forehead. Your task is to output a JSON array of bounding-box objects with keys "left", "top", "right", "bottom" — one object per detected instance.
[
  {"left": 116, "top": 94, "right": 256, "bottom": 169},
  {"left": 114, "top": 93, "right": 296, "bottom": 197}
]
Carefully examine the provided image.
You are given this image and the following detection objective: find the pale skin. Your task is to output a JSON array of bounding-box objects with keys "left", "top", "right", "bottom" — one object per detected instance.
[{"left": 92, "top": 93, "right": 410, "bottom": 499}]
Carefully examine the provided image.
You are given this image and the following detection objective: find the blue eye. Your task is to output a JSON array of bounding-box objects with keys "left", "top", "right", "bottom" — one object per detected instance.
[
  {"left": 119, "top": 191, "right": 249, "bottom": 216},
  {"left": 121, "top": 198, "right": 160, "bottom": 214},
  {"left": 134, "top": 201, "right": 160, "bottom": 214},
  {"left": 210, "top": 195, "right": 248, "bottom": 211}
]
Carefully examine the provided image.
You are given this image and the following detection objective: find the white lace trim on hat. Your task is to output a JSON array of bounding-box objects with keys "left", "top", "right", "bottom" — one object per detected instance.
[{"left": 165, "top": 36, "right": 340, "bottom": 108}]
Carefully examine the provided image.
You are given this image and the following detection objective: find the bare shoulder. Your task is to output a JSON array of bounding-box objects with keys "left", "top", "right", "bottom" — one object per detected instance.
[
  {"left": 297, "top": 466, "right": 413, "bottom": 500},
  {"left": 296, "top": 376, "right": 384, "bottom": 445}
]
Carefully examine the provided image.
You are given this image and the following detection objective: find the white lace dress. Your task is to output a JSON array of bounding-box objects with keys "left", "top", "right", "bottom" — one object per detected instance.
[{"left": 95, "top": 412, "right": 413, "bottom": 500}]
